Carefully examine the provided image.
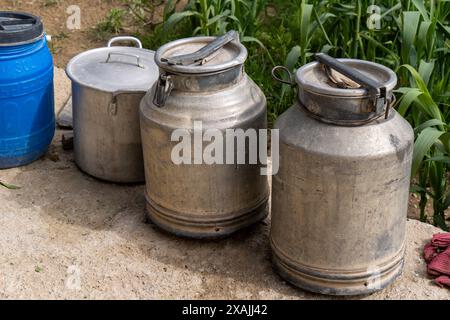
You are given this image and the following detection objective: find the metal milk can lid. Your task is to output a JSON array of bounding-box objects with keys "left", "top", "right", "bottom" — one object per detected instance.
[
  {"left": 66, "top": 37, "right": 159, "bottom": 94},
  {"left": 0, "top": 11, "right": 44, "bottom": 46},
  {"left": 273, "top": 54, "right": 398, "bottom": 125},
  {"left": 154, "top": 30, "right": 247, "bottom": 74}
]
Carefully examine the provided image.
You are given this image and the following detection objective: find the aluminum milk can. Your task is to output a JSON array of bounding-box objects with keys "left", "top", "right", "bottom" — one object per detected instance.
[
  {"left": 140, "top": 31, "right": 269, "bottom": 238},
  {"left": 270, "top": 54, "right": 414, "bottom": 295},
  {"left": 66, "top": 37, "right": 159, "bottom": 183}
]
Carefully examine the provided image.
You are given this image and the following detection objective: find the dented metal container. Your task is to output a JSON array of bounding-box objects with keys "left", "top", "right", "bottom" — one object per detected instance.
[
  {"left": 140, "top": 31, "right": 269, "bottom": 238},
  {"left": 66, "top": 37, "right": 158, "bottom": 183},
  {"left": 270, "top": 54, "right": 414, "bottom": 295}
]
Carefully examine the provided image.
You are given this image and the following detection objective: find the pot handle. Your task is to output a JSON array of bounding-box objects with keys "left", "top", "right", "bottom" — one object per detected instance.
[
  {"left": 271, "top": 66, "right": 295, "bottom": 86},
  {"left": 107, "top": 36, "right": 143, "bottom": 49},
  {"left": 106, "top": 52, "right": 143, "bottom": 68}
]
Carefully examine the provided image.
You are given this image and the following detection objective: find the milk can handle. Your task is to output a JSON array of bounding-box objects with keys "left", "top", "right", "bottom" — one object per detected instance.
[
  {"left": 153, "top": 31, "right": 238, "bottom": 107},
  {"left": 107, "top": 36, "right": 143, "bottom": 49},
  {"left": 162, "top": 30, "right": 239, "bottom": 66},
  {"left": 271, "top": 66, "right": 296, "bottom": 86},
  {"left": 314, "top": 53, "right": 388, "bottom": 115},
  {"left": 153, "top": 74, "right": 173, "bottom": 108},
  {"left": 315, "top": 53, "right": 381, "bottom": 93}
]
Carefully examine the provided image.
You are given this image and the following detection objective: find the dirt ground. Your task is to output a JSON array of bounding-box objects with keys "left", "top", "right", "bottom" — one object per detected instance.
[
  {"left": 0, "top": 129, "right": 449, "bottom": 299},
  {"left": 2, "top": 0, "right": 130, "bottom": 67}
]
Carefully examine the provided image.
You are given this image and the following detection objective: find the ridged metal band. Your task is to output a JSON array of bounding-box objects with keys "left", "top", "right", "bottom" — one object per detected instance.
[{"left": 271, "top": 238, "right": 405, "bottom": 295}]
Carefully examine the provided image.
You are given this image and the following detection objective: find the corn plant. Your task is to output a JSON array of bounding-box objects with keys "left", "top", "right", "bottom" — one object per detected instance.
[
  {"left": 163, "top": 0, "right": 267, "bottom": 37},
  {"left": 397, "top": 65, "right": 449, "bottom": 230},
  {"left": 93, "top": 8, "right": 126, "bottom": 40}
]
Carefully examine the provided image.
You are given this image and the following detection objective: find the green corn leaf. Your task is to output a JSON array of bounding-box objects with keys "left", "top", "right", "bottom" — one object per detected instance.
[
  {"left": 410, "top": 185, "right": 426, "bottom": 194},
  {"left": 425, "top": 155, "right": 450, "bottom": 165},
  {"left": 444, "top": 191, "right": 450, "bottom": 210},
  {"left": 434, "top": 214, "right": 448, "bottom": 231},
  {"left": 206, "top": 10, "right": 230, "bottom": 27},
  {"left": 414, "top": 119, "right": 446, "bottom": 134},
  {"left": 418, "top": 60, "right": 435, "bottom": 86},
  {"left": 193, "top": 26, "right": 202, "bottom": 35},
  {"left": 241, "top": 36, "right": 274, "bottom": 66},
  {"left": 359, "top": 32, "right": 399, "bottom": 63},
  {"left": 320, "top": 44, "right": 334, "bottom": 53},
  {"left": 437, "top": 21, "right": 450, "bottom": 37},
  {"left": 285, "top": 45, "right": 301, "bottom": 71},
  {"left": 299, "top": 2, "right": 313, "bottom": 64},
  {"left": 416, "top": 94, "right": 444, "bottom": 123},
  {"left": 412, "top": 127, "right": 445, "bottom": 177},
  {"left": 380, "top": 2, "right": 402, "bottom": 19},
  {"left": 311, "top": 11, "right": 335, "bottom": 46},
  {"left": 163, "top": 0, "right": 179, "bottom": 20},
  {"left": 395, "top": 87, "right": 423, "bottom": 116},
  {"left": 0, "top": 181, "right": 20, "bottom": 190},
  {"left": 399, "top": 65, "right": 443, "bottom": 123},
  {"left": 164, "top": 11, "right": 201, "bottom": 32},
  {"left": 402, "top": 12, "right": 421, "bottom": 65},
  {"left": 439, "top": 132, "right": 450, "bottom": 153},
  {"left": 412, "top": 0, "right": 430, "bottom": 21},
  {"left": 434, "top": 140, "right": 448, "bottom": 155},
  {"left": 417, "top": 21, "right": 432, "bottom": 57},
  {"left": 277, "top": 45, "right": 301, "bottom": 102},
  {"left": 403, "top": 64, "right": 427, "bottom": 92}
]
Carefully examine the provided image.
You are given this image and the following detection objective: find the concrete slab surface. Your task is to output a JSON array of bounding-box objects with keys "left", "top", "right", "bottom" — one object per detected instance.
[{"left": 0, "top": 68, "right": 448, "bottom": 300}]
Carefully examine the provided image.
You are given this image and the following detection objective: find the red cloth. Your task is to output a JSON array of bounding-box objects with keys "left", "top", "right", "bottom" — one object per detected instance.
[
  {"left": 431, "top": 233, "right": 450, "bottom": 248},
  {"left": 435, "top": 275, "right": 450, "bottom": 288},
  {"left": 423, "top": 233, "right": 450, "bottom": 289},
  {"left": 424, "top": 243, "right": 438, "bottom": 263},
  {"left": 428, "top": 247, "right": 450, "bottom": 276}
]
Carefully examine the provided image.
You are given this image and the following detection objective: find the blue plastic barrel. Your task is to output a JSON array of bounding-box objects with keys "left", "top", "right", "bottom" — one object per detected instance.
[{"left": 0, "top": 12, "right": 55, "bottom": 168}]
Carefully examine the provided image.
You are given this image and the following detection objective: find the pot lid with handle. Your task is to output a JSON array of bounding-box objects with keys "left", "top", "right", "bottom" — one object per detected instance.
[
  {"left": 66, "top": 36, "right": 159, "bottom": 93},
  {"left": 272, "top": 53, "right": 398, "bottom": 125},
  {"left": 0, "top": 11, "right": 44, "bottom": 45},
  {"left": 155, "top": 30, "right": 248, "bottom": 74}
]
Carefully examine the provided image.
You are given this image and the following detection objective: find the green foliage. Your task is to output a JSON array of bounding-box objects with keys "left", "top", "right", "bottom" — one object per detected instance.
[
  {"left": 163, "top": 0, "right": 268, "bottom": 37},
  {"left": 94, "top": 8, "right": 126, "bottom": 40}
]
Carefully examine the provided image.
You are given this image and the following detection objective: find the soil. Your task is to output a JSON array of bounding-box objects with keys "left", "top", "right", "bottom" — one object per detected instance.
[
  {"left": 408, "top": 192, "right": 450, "bottom": 226},
  {"left": 0, "top": 128, "right": 449, "bottom": 299},
  {"left": 2, "top": 0, "right": 129, "bottom": 67}
]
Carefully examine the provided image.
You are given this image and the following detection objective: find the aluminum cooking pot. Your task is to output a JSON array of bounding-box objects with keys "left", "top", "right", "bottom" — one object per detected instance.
[{"left": 66, "top": 36, "right": 159, "bottom": 183}]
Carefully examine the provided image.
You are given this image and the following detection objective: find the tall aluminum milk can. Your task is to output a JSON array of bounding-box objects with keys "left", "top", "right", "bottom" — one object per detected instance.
[
  {"left": 140, "top": 31, "right": 269, "bottom": 238},
  {"left": 270, "top": 54, "right": 414, "bottom": 295}
]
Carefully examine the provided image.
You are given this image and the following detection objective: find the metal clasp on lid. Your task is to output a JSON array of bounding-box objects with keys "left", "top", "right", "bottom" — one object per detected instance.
[
  {"left": 161, "top": 30, "right": 239, "bottom": 66},
  {"left": 314, "top": 53, "right": 389, "bottom": 118},
  {"left": 153, "top": 73, "right": 173, "bottom": 108}
]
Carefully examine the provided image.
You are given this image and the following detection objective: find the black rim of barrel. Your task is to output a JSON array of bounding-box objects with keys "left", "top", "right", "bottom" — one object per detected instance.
[{"left": 0, "top": 12, "right": 44, "bottom": 45}]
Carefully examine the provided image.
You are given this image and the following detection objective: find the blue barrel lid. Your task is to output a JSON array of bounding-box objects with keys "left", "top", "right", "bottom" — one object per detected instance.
[{"left": 0, "top": 11, "right": 44, "bottom": 45}]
